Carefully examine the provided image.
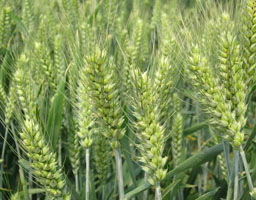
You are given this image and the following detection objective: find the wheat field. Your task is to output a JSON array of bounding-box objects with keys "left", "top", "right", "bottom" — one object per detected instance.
[{"left": 0, "top": 0, "right": 256, "bottom": 199}]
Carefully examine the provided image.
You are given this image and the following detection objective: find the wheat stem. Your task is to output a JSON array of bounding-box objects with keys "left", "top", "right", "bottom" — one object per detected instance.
[
  {"left": 86, "top": 148, "right": 90, "bottom": 200},
  {"left": 155, "top": 182, "right": 162, "bottom": 200},
  {"left": 178, "top": 189, "right": 184, "bottom": 200},
  {"left": 114, "top": 148, "right": 125, "bottom": 200},
  {"left": 0, "top": 126, "right": 9, "bottom": 199},
  {"left": 223, "top": 140, "right": 232, "bottom": 200},
  {"left": 222, "top": 140, "right": 231, "bottom": 177},
  {"left": 102, "top": 185, "right": 106, "bottom": 200},
  {"left": 29, "top": 158, "right": 32, "bottom": 199},
  {"left": 227, "top": 182, "right": 233, "bottom": 200},
  {"left": 11, "top": 123, "right": 29, "bottom": 200},
  {"left": 58, "top": 137, "right": 62, "bottom": 167},
  {"left": 143, "top": 173, "right": 148, "bottom": 200},
  {"left": 240, "top": 146, "right": 253, "bottom": 191},
  {"left": 75, "top": 173, "right": 79, "bottom": 192},
  {"left": 233, "top": 150, "right": 240, "bottom": 200}
]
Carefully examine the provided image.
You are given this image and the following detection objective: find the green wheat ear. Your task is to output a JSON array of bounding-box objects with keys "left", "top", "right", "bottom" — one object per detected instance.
[
  {"left": 150, "top": 0, "right": 161, "bottom": 29},
  {"left": 76, "top": 65, "right": 94, "bottom": 148},
  {"left": 171, "top": 93, "right": 183, "bottom": 166},
  {"left": 186, "top": 45, "right": 244, "bottom": 148},
  {"left": 0, "top": 81, "right": 6, "bottom": 102},
  {"left": 34, "top": 42, "right": 56, "bottom": 90},
  {"left": 243, "top": 0, "right": 256, "bottom": 87},
  {"left": 67, "top": 121, "right": 80, "bottom": 177},
  {"left": 218, "top": 31, "right": 247, "bottom": 131},
  {"left": 54, "top": 34, "right": 65, "bottom": 82},
  {"left": 22, "top": 0, "right": 34, "bottom": 32},
  {"left": 0, "top": 6, "right": 11, "bottom": 47},
  {"left": 85, "top": 47, "right": 125, "bottom": 149},
  {"left": 5, "top": 83, "right": 16, "bottom": 126},
  {"left": 62, "top": 0, "right": 76, "bottom": 29},
  {"left": 131, "top": 69, "right": 167, "bottom": 185},
  {"left": 130, "top": 19, "right": 143, "bottom": 65},
  {"left": 20, "top": 119, "right": 70, "bottom": 199},
  {"left": 93, "top": 131, "right": 111, "bottom": 184},
  {"left": 154, "top": 56, "right": 176, "bottom": 128},
  {"left": 15, "top": 55, "right": 31, "bottom": 116},
  {"left": 160, "top": 13, "right": 176, "bottom": 56},
  {"left": 85, "top": 46, "right": 126, "bottom": 199}
]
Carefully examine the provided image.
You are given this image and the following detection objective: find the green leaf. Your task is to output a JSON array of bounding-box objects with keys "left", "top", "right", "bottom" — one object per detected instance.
[
  {"left": 0, "top": 187, "right": 11, "bottom": 192},
  {"left": 88, "top": 1, "right": 104, "bottom": 25},
  {"left": 183, "top": 89, "right": 196, "bottom": 100},
  {"left": 9, "top": 11, "right": 29, "bottom": 37},
  {"left": 183, "top": 121, "right": 208, "bottom": 136},
  {"left": 46, "top": 79, "right": 66, "bottom": 149},
  {"left": 125, "top": 144, "right": 223, "bottom": 199},
  {"left": 122, "top": 132, "right": 138, "bottom": 188},
  {"left": 195, "top": 187, "right": 220, "bottom": 200},
  {"left": 28, "top": 188, "right": 45, "bottom": 194},
  {"left": 165, "top": 144, "right": 223, "bottom": 180},
  {"left": 246, "top": 84, "right": 256, "bottom": 104},
  {"left": 0, "top": 48, "right": 13, "bottom": 91},
  {"left": 125, "top": 182, "right": 151, "bottom": 200},
  {"left": 66, "top": 176, "right": 81, "bottom": 200},
  {"left": 166, "top": 121, "right": 208, "bottom": 140},
  {"left": 90, "top": 169, "right": 97, "bottom": 200},
  {"left": 162, "top": 180, "right": 181, "bottom": 198},
  {"left": 244, "top": 123, "right": 256, "bottom": 151},
  {"left": 18, "top": 159, "right": 33, "bottom": 172}
]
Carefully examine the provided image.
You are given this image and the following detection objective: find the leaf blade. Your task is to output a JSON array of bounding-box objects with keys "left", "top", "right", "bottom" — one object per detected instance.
[
  {"left": 124, "top": 144, "right": 223, "bottom": 199},
  {"left": 46, "top": 79, "right": 66, "bottom": 149}
]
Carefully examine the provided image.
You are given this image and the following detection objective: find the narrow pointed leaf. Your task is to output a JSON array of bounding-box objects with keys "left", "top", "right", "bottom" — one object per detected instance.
[
  {"left": 46, "top": 79, "right": 66, "bottom": 149},
  {"left": 125, "top": 144, "right": 223, "bottom": 199},
  {"left": 195, "top": 187, "right": 220, "bottom": 200}
]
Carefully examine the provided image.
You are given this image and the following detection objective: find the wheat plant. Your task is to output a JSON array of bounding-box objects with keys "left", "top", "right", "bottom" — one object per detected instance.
[{"left": 1, "top": 0, "right": 256, "bottom": 200}]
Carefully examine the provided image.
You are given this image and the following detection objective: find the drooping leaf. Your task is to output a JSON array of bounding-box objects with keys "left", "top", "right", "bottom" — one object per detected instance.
[
  {"left": 122, "top": 132, "right": 138, "bottom": 188},
  {"left": 246, "top": 84, "right": 256, "bottom": 104},
  {"left": 183, "top": 121, "right": 208, "bottom": 136},
  {"left": 46, "top": 78, "right": 66, "bottom": 149},
  {"left": 9, "top": 11, "right": 28, "bottom": 37},
  {"left": 28, "top": 188, "right": 45, "bottom": 194},
  {"left": 166, "top": 121, "right": 208, "bottom": 140},
  {"left": 0, "top": 49, "right": 13, "bottom": 91},
  {"left": 165, "top": 144, "right": 223, "bottom": 179},
  {"left": 125, "top": 182, "right": 151, "bottom": 200},
  {"left": 125, "top": 144, "right": 223, "bottom": 199},
  {"left": 162, "top": 179, "right": 181, "bottom": 198},
  {"left": 18, "top": 159, "right": 33, "bottom": 172},
  {"left": 244, "top": 124, "right": 256, "bottom": 151},
  {"left": 195, "top": 187, "right": 220, "bottom": 200},
  {"left": 0, "top": 188, "right": 11, "bottom": 192}
]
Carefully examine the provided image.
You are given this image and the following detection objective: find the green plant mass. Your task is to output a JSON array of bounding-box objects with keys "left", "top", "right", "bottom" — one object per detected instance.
[{"left": 1, "top": 0, "right": 256, "bottom": 199}]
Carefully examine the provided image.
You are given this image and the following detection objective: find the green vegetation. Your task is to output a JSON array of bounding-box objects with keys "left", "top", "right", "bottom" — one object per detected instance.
[{"left": 0, "top": 0, "right": 256, "bottom": 199}]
